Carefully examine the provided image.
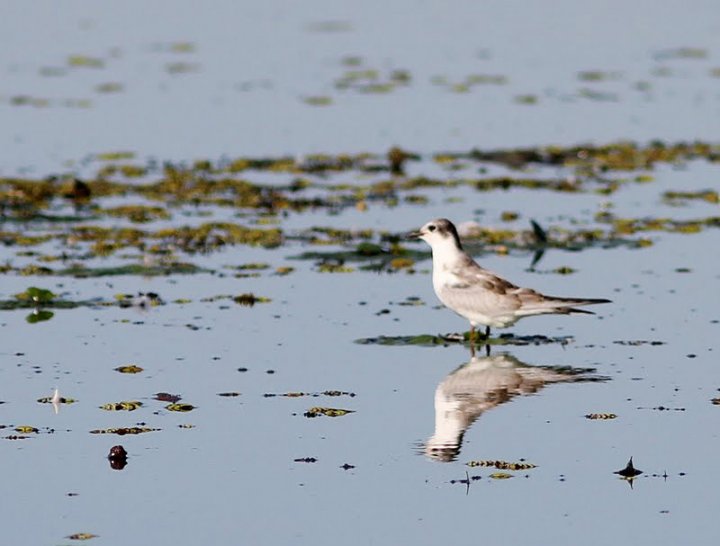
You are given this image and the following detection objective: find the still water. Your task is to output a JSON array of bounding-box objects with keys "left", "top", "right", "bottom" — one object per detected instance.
[{"left": 1, "top": 1, "right": 719, "bottom": 545}]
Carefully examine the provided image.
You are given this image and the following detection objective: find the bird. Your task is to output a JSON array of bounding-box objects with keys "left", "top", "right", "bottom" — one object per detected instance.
[{"left": 409, "top": 218, "right": 610, "bottom": 343}]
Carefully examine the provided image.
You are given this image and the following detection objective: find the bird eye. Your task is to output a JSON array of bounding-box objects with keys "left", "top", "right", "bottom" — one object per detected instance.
[{"left": 428, "top": 225, "right": 436, "bottom": 232}]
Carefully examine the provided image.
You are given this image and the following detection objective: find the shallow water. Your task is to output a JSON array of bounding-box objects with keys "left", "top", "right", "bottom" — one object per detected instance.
[{"left": 1, "top": 2, "right": 720, "bottom": 545}]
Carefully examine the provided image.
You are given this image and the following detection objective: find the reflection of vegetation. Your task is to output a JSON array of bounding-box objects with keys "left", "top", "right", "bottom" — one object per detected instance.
[{"left": 26, "top": 309, "right": 54, "bottom": 323}]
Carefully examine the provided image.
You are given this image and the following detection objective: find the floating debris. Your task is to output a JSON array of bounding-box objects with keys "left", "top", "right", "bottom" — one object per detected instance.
[
  {"left": 466, "top": 460, "right": 537, "bottom": 470},
  {"left": 614, "top": 457, "right": 643, "bottom": 478},
  {"left": 264, "top": 390, "right": 355, "bottom": 398},
  {"left": 14, "top": 425, "right": 39, "bottom": 434},
  {"left": 585, "top": 413, "right": 617, "bottom": 420},
  {"left": 115, "top": 364, "right": 144, "bottom": 374},
  {"left": 100, "top": 401, "right": 143, "bottom": 411},
  {"left": 233, "top": 293, "right": 271, "bottom": 306},
  {"left": 165, "top": 403, "right": 195, "bottom": 412},
  {"left": 90, "top": 427, "right": 159, "bottom": 435},
  {"left": 66, "top": 532, "right": 99, "bottom": 540},
  {"left": 14, "top": 286, "right": 56, "bottom": 304},
  {"left": 303, "top": 407, "right": 354, "bottom": 418},
  {"left": 488, "top": 472, "right": 514, "bottom": 480},
  {"left": 613, "top": 340, "right": 666, "bottom": 346},
  {"left": 107, "top": 445, "right": 128, "bottom": 470},
  {"left": 154, "top": 392, "right": 181, "bottom": 403},
  {"left": 37, "top": 390, "right": 76, "bottom": 405}
]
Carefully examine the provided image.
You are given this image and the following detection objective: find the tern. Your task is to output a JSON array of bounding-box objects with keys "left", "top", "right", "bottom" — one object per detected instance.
[{"left": 409, "top": 218, "right": 610, "bottom": 343}]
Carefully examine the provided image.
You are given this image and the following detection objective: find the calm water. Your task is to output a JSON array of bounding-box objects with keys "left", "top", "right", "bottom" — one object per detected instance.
[{"left": 1, "top": 1, "right": 719, "bottom": 545}]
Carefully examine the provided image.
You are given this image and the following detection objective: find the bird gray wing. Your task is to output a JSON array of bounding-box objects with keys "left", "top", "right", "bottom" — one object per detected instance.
[{"left": 440, "top": 260, "right": 525, "bottom": 317}]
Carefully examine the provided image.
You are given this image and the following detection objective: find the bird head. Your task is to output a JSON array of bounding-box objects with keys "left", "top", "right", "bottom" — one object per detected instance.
[{"left": 408, "top": 218, "right": 462, "bottom": 249}]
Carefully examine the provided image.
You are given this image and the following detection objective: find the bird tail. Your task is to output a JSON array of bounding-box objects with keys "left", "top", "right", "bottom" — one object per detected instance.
[
  {"left": 548, "top": 297, "right": 611, "bottom": 314},
  {"left": 518, "top": 296, "right": 611, "bottom": 316}
]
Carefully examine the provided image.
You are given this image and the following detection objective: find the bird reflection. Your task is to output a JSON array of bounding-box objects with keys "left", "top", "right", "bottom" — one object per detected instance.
[{"left": 423, "top": 351, "right": 603, "bottom": 462}]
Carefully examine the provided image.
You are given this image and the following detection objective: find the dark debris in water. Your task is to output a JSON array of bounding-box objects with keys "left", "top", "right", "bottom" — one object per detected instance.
[{"left": 614, "top": 457, "right": 643, "bottom": 478}]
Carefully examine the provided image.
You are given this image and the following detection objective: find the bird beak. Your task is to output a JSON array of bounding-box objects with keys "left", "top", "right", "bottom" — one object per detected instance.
[{"left": 406, "top": 229, "right": 423, "bottom": 240}]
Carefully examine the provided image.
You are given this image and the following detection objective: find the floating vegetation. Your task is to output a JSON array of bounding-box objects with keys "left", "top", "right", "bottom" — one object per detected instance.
[
  {"left": 303, "top": 407, "right": 355, "bottom": 418},
  {"left": 334, "top": 65, "right": 411, "bottom": 94},
  {"left": 95, "top": 82, "right": 124, "bottom": 94},
  {"left": 154, "top": 393, "right": 181, "bottom": 403},
  {"left": 612, "top": 340, "right": 666, "bottom": 346},
  {"left": 355, "top": 332, "right": 573, "bottom": 347},
  {"left": 37, "top": 395, "right": 76, "bottom": 404},
  {"left": 514, "top": 94, "right": 539, "bottom": 104},
  {"left": 578, "top": 71, "right": 622, "bottom": 82},
  {"left": 488, "top": 472, "right": 514, "bottom": 480},
  {"left": 90, "top": 427, "right": 159, "bottom": 435},
  {"left": 663, "top": 190, "right": 718, "bottom": 204},
  {"left": 303, "top": 96, "right": 333, "bottom": 106},
  {"left": 233, "top": 293, "right": 271, "bottom": 306},
  {"left": 165, "top": 62, "right": 201, "bottom": 74},
  {"left": 165, "top": 403, "right": 195, "bottom": 412},
  {"left": 67, "top": 55, "right": 104, "bottom": 68},
  {"left": 14, "top": 426, "right": 39, "bottom": 434},
  {"left": 100, "top": 401, "right": 143, "bottom": 411},
  {"left": 102, "top": 205, "right": 171, "bottom": 223},
  {"left": 585, "top": 413, "right": 617, "bottom": 420},
  {"left": 466, "top": 460, "right": 537, "bottom": 470},
  {"left": 294, "top": 457, "right": 318, "bottom": 463},
  {"left": 654, "top": 47, "right": 708, "bottom": 60},
  {"left": 637, "top": 406, "right": 686, "bottom": 412},
  {"left": 14, "top": 286, "right": 55, "bottom": 304},
  {"left": 115, "top": 365, "right": 144, "bottom": 374},
  {"left": 432, "top": 73, "right": 507, "bottom": 93},
  {"left": 66, "top": 532, "right": 99, "bottom": 540},
  {"left": 0, "top": 140, "right": 717, "bottom": 288},
  {"left": 264, "top": 390, "right": 356, "bottom": 398}
]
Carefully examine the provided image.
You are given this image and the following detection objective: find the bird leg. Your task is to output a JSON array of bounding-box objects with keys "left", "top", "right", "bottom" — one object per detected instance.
[
  {"left": 469, "top": 325, "right": 476, "bottom": 356},
  {"left": 484, "top": 326, "right": 491, "bottom": 338}
]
